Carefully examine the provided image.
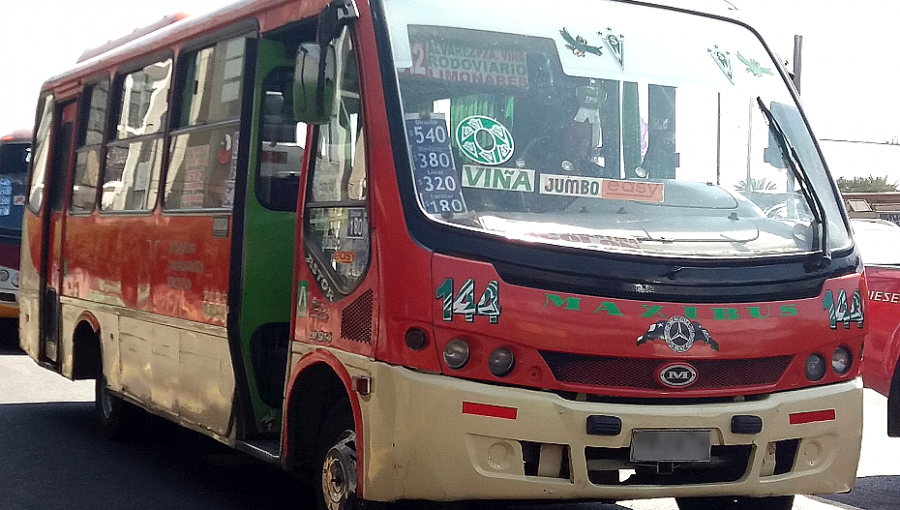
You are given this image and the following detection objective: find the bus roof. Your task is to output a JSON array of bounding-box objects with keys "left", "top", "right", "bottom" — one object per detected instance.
[
  {"left": 41, "top": 0, "right": 741, "bottom": 94},
  {"left": 76, "top": 13, "right": 190, "bottom": 64},
  {"left": 42, "top": 0, "right": 330, "bottom": 94}
]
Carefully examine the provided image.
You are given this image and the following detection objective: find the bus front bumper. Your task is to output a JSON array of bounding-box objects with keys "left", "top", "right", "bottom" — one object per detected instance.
[{"left": 359, "top": 362, "right": 862, "bottom": 503}]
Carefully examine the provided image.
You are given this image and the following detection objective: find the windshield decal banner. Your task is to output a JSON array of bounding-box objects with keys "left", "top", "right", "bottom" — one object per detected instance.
[
  {"left": 461, "top": 165, "right": 534, "bottom": 192},
  {"left": 0, "top": 179, "right": 10, "bottom": 216},
  {"left": 402, "top": 37, "right": 529, "bottom": 90},
  {"left": 540, "top": 174, "right": 664, "bottom": 203},
  {"left": 708, "top": 45, "right": 734, "bottom": 85}
]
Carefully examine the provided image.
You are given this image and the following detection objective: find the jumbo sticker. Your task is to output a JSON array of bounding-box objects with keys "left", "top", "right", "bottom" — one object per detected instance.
[
  {"left": 708, "top": 45, "right": 734, "bottom": 85},
  {"left": 456, "top": 116, "right": 515, "bottom": 166}
]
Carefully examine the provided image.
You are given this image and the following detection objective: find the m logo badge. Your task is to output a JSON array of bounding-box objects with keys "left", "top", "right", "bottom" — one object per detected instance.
[{"left": 657, "top": 363, "right": 699, "bottom": 388}]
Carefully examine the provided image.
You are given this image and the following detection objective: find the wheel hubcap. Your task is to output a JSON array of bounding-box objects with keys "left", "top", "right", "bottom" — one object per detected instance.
[{"left": 322, "top": 431, "right": 358, "bottom": 510}]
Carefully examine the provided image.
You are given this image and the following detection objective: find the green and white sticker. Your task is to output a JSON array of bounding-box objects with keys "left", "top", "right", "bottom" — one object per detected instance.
[
  {"left": 456, "top": 116, "right": 515, "bottom": 166},
  {"left": 462, "top": 165, "right": 535, "bottom": 192}
]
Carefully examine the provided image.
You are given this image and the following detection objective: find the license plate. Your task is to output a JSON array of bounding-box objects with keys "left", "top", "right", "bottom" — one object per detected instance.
[{"left": 630, "top": 430, "right": 711, "bottom": 463}]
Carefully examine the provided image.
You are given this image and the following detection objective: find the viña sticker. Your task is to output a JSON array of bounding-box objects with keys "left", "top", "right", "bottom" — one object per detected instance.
[
  {"left": 436, "top": 278, "right": 501, "bottom": 324},
  {"left": 456, "top": 116, "right": 515, "bottom": 166},
  {"left": 736, "top": 52, "right": 773, "bottom": 78}
]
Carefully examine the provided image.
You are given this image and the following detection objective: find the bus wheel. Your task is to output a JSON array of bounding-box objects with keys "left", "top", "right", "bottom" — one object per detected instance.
[
  {"left": 95, "top": 374, "right": 136, "bottom": 441},
  {"left": 318, "top": 402, "right": 363, "bottom": 510},
  {"left": 676, "top": 496, "right": 794, "bottom": 510}
]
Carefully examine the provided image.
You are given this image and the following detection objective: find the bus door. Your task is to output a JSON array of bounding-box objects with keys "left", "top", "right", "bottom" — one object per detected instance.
[{"left": 39, "top": 101, "right": 76, "bottom": 364}]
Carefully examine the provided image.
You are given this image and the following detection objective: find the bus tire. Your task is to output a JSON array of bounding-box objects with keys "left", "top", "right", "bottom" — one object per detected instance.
[
  {"left": 676, "top": 496, "right": 794, "bottom": 510},
  {"left": 95, "top": 374, "right": 137, "bottom": 441},
  {"left": 316, "top": 401, "right": 384, "bottom": 510},
  {"left": 888, "top": 357, "right": 900, "bottom": 437}
]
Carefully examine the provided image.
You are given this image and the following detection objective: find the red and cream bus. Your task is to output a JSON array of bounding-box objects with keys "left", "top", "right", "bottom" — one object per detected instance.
[
  {"left": 21, "top": 1, "right": 866, "bottom": 509},
  {"left": 0, "top": 129, "right": 31, "bottom": 325}
]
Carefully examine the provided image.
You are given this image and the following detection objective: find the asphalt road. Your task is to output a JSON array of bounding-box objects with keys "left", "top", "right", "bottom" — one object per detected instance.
[{"left": 1, "top": 341, "right": 898, "bottom": 510}]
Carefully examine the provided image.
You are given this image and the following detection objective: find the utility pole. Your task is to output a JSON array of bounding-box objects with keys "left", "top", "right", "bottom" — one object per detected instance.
[{"left": 792, "top": 35, "right": 803, "bottom": 94}]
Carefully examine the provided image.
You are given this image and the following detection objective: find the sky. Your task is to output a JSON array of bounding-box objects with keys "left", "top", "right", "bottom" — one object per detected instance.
[{"left": 0, "top": 0, "right": 898, "bottom": 179}]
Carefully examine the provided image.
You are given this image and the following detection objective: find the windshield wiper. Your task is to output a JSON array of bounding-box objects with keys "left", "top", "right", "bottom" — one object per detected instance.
[{"left": 755, "top": 97, "right": 831, "bottom": 269}]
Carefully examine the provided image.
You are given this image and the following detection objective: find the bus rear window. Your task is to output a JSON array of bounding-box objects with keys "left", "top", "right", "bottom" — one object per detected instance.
[{"left": 0, "top": 143, "right": 29, "bottom": 175}]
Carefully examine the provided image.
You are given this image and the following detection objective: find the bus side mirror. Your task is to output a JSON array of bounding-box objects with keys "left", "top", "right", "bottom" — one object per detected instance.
[
  {"left": 293, "top": 0, "right": 358, "bottom": 124},
  {"left": 294, "top": 42, "right": 337, "bottom": 125}
]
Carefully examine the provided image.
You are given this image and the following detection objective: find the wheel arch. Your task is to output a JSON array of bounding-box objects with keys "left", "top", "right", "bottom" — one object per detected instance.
[
  {"left": 71, "top": 312, "right": 102, "bottom": 380},
  {"left": 282, "top": 349, "right": 364, "bottom": 490}
]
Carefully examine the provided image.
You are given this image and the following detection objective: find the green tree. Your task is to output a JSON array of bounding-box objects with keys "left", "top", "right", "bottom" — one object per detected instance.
[
  {"left": 836, "top": 175, "right": 900, "bottom": 193},
  {"left": 734, "top": 178, "right": 778, "bottom": 193}
]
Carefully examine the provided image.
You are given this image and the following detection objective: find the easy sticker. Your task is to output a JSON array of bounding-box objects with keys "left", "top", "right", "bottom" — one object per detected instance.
[
  {"left": 708, "top": 45, "right": 734, "bottom": 84},
  {"left": 461, "top": 165, "right": 534, "bottom": 192},
  {"left": 456, "top": 116, "right": 515, "bottom": 166}
]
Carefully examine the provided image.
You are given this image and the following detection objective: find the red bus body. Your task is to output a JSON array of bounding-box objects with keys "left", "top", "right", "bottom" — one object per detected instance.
[
  {"left": 0, "top": 129, "right": 31, "bottom": 319},
  {"left": 19, "top": 0, "right": 867, "bottom": 507}
]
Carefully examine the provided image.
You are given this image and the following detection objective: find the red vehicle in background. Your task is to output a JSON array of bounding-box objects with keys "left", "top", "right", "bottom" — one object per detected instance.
[
  {"left": 854, "top": 218, "right": 900, "bottom": 435},
  {"left": 0, "top": 130, "right": 30, "bottom": 325}
]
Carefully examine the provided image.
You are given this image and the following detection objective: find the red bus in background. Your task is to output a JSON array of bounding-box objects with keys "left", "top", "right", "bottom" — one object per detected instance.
[{"left": 0, "top": 130, "right": 31, "bottom": 323}]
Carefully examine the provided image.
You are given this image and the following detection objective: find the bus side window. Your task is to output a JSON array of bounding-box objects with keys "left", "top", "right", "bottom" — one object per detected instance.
[
  {"left": 102, "top": 61, "right": 171, "bottom": 212},
  {"left": 71, "top": 80, "right": 109, "bottom": 214},
  {"left": 257, "top": 67, "right": 307, "bottom": 211},
  {"left": 164, "top": 38, "right": 246, "bottom": 211},
  {"left": 28, "top": 95, "right": 55, "bottom": 212},
  {"left": 304, "top": 31, "right": 370, "bottom": 297}
]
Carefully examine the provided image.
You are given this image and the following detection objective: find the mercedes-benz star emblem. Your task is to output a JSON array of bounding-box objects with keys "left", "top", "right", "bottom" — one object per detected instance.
[{"left": 637, "top": 316, "right": 719, "bottom": 352}]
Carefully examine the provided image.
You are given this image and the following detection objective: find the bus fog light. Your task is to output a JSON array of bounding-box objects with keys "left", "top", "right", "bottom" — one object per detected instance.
[
  {"left": 405, "top": 328, "right": 428, "bottom": 351},
  {"left": 488, "top": 348, "right": 515, "bottom": 377},
  {"left": 805, "top": 353, "right": 827, "bottom": 381},
  {"left": 832, "top": 347, "right": 852, "bottom": 374},
  {"left": 443, "top": 339, "right": 470, "bottom": 370}
]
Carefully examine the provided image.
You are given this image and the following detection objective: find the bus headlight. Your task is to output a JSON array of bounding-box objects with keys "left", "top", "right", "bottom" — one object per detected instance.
[
  {"left": 832, "top": 347, "right": 853, "bottom": 375},
  {"left": 12, "top": 274, "right": 18, "bottom": 288},
  {"left": 443, "top": 339, "right": 470, "bottom": 370},
  {"left": 0, "top": 270, "right": 8, "bottom": 283},
  {"left": 488, "top": 348, "right": 515, "bottom": 377},
  {"left": 805, "top": 353, "right": 827, "bottom": 381}
]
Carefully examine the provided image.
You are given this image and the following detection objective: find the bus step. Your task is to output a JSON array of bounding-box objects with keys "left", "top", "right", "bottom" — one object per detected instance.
[{"left": 236, "top": 438, "right": 282, "bottom": 464}]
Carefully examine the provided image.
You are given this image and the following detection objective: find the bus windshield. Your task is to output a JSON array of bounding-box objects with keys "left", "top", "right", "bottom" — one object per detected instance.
[
  {"left": 382, "top": 0, "right": 851, "bottom": 259},
  {"left": 0, "top": 141, "right": 29, "bottom": 233}
]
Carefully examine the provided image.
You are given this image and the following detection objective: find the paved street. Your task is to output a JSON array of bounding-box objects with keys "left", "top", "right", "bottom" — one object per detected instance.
[{"left": 1, "top": 341, "right": 898, "bottom": 510}]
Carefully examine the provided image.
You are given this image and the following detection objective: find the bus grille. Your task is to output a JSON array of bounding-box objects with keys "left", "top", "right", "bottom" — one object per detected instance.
[
  {"left": 0, "top": 292, "right": 15, "bottom": 303},
  {"left": 540, "top": 352, "right": 793, "bottom": 390},
  {"left": 341, "top": 289, "right": 374, "bottom": 343}
]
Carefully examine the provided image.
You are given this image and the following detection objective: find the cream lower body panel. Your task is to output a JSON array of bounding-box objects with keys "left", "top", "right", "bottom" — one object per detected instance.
[
  {"left": 319, "top": 350, "right": 862, "bottom": 503},
  {"left": 60, "top": 298, "right": 236, "bottom": 438}
]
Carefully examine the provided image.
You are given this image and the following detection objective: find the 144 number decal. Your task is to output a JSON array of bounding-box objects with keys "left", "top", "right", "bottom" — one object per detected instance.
[
  {"left": 823, "top": 289, "right": 864, "bottom": 330},
  {"left": 436, "top": 279, "right": 501, "bottom": 324}
]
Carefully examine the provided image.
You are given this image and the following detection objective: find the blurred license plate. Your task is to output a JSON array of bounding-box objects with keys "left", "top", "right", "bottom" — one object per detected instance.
[{"left": 630, "top": 430, "right": 711, "bottom": 463}]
